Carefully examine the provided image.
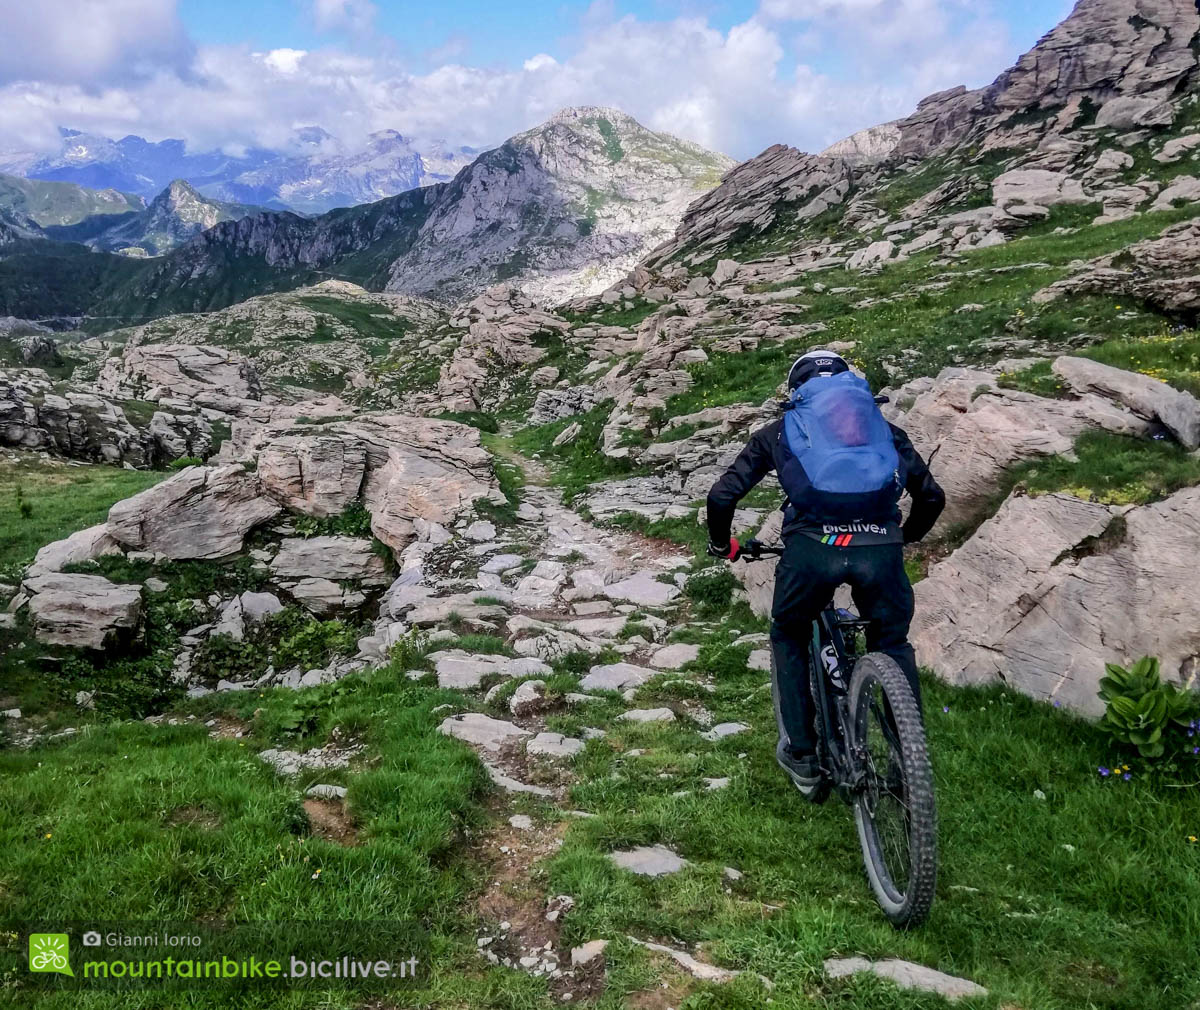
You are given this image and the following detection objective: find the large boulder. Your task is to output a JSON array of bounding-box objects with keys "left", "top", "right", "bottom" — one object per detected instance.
[
  {"left": 885, "top": 368, "right": 1153, "bottom": 530},
  {"left": 96, "top": 344, "right": 261, "bottom": 404},
  {"left": 107, "top": 465, "right": 281, "bottom": 560},
  {"left": 912, "top": 488, "right": 1200, "bottom": 715},
  {"left": 257, "top": 435, "right": 367, "bottom": 517},
  {"left": 23, "top": 573, "right": 142, "bottom": 649},
  {"left": 1052, "top": 356, "right": 1200, "bottom": 450},
  {"left": 992, "top": 169, "right": 1089, "bottom": 211},
  {"left": 28, "top": 524, "right": 122, "bottom": 578},
  {"left": 231, "top": 414, "right": 503, "bottom": 551},
  {"left": 270, "top": 536, "right": 390, "bottom": 585},
  {"left": 1033, "top": 220, "right": 1200, "bottom": 315}
]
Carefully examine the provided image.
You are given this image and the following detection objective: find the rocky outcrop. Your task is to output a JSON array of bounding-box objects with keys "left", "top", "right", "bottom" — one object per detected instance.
[
  {"left": 233, "top": 413, "right": 503, "bottom": 550},
  {"left": 641, "top": 147, "right": 853, "bottom": 268},
  {"left": 257, "top": 436, "right": 368, "bottom": 517},
  {"left": 24, "top": 572, "right": 142, "bottom": 650},
  {"left": 1052, "top": 355, "right": 1200, "bottom": 449},
  {"left": 28, "top": 524, "right": 122, "bottom": 578},
  {"left": 1034, "top": 219, "right": 1200, "bottom": 316},
  {"left": 96, "top": 344, "right": 261, "bottom": 404},
  {"left": 892, "top": 0, "right": 1200, "bottom": 160},
  {"left": 270, "top": 536, "right": 390, "bottom": 585},
  {"left": 912, "top": 486, "right": 1200, "bottom": 715},
  {"left": 106, "top": 465, "right": 282, "bottom": 560},
  {"left": 437, "top": 286, "right": 570, "bottom": 411},
  {"left": 883, "top": 367, "right": 1155, "bottom": 529}
]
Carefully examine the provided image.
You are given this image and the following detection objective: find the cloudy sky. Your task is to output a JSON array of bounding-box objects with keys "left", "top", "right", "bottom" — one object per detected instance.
[{"left": 0, "top": 0, "right": 1072, "bottom": 160}]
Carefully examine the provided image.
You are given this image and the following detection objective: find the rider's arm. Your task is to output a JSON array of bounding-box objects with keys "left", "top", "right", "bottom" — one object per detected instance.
[
  {"left": 891, "top": 424, "right": 945, "bottom": 543},
  {"left": 705, "top": 422, "right": 779, "bottom": 551}
]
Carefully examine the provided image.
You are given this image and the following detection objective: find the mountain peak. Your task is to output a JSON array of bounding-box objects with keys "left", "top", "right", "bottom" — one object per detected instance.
[{"left": 548, "top": 106, "right": 640, "bottom": 127}]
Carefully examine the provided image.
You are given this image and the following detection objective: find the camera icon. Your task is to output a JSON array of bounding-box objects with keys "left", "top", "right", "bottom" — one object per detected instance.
[{"left": 82, "top": 931, "right": 102, "bottom": 947}]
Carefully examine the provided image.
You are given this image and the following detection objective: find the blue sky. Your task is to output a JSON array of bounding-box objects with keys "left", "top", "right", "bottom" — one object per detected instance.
[
  {"left": 179, "top": 0, "right": 1064, "bottom": 80},
  {"left": 0, "top": 0, "right": 1075, "bottom": 159}
]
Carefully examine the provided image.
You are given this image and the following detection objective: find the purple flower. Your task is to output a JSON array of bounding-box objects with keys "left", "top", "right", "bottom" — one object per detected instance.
[
  {"left": 1098, "top": 767, "right": 1110, "bottom": 777},
  {"left": 1193, "top": 746, "right": 1199, "bottom": 755},
  {"left": 1053, "top": 700, "right": 1062, "bottom": 708},
  {"left": 1122, "top": 772, "right": 1132, "bottom": 781},
  {"left": 942, "top": 706, "right": 949, "bottom": 713}
]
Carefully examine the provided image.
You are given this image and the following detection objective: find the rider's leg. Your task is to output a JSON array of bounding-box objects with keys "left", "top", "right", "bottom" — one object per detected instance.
[
  {"left": 770, "top": 536, "right": 842, "bottom": 757},
  {"left": 847, "top": 543, "right": 922, "bottom": 714}
]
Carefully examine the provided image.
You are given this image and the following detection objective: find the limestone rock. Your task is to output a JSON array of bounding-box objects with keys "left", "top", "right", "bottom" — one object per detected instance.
[
  {"left": 527, "top": 732, "right": 585, "bottom": 758},
  {"left": 581, "top": 663, "right": 658, "bottom": 691},
  {"left": 912, "top": 486, "right": 1200, "bottom": 715},
  {"left": 23, "top": 573, "right": 142, "bottom": 649},
  {"left": 107, "top": 465, "right": 281, "bottom": 560},
  {"left": 609, "top": 844, "right": 688, "bottom": 876},
  {"left": 618, "top": 707, "right": 676, "bottom": 723},
  {"left": 992, "top": 169, "right": 1088, "bottom": 210},
  {"left": 602, "top": 571, "right": 681, "bottom": 607},
  {"left": 649, "top": 642, "right": 700, "bottom": 669},
  {"left": 825, "top": 957, "right": 986, "bottom": 1001},
  {"left": 1052, "top": 355, "right": 1200, "bottom": 449},
  {"left": 28, "top": 524, "right": 121, "bottom": 577},
  {"left": 271, "top": 536, "right": 391, "bottom": 585},
  {"left": 428, "top": 650, "right": 551, "bottom": 690},
  {"left": 257, "top": 435, "right": 367, "bottom": 517},
  {"left": 96, "top": 344, "right": 261, "bottom": 404},
  {"left": 438, "top": 713, "right": 530, "bottom": 752},
  {"left": 885, "top": 368, "right": 1153, "bottom": 530}
]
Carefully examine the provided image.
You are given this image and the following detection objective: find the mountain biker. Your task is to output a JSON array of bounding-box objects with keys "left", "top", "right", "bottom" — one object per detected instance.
[{"left": 705, "top": 349, "right": 945, "bottom": 797}]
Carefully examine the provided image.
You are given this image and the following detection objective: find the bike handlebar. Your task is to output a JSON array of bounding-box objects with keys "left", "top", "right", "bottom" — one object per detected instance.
[{"left": 739, "top": 539, "right": 784, "bottom": 562}]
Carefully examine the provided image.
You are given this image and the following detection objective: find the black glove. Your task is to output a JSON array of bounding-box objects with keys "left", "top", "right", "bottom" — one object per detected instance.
[{"left": 706, "top": 536, "right": 740, "bottom": 561}]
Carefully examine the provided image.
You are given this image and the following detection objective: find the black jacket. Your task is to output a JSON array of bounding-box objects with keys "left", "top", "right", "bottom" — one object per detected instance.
[{"left": 706, "top": 418, "right": 945, "bottom": 546}]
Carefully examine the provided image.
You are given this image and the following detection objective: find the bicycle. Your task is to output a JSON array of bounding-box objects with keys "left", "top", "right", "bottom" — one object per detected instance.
[{"left": 739, "top": 538, "right": 938, "bottom": 928}]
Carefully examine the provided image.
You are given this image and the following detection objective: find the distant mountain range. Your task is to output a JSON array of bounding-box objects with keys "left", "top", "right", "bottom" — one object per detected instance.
[
  {"left": 0, "top": 127, "right": 480, "bottom": 215},
  {"left": 0, "top": 108, "right": 734, "bottom": 322}
]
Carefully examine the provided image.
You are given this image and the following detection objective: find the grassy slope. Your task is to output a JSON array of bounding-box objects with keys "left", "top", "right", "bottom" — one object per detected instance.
[{"left": 0, "top": 459, "right": 164, "bottom": 574}]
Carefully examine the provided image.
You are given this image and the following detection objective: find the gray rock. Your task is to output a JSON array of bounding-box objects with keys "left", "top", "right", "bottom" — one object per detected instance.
[
  {"left": 509, "top": 679, "right": 548, "bottom": 716},
  {"left": 610, "top": 844, "right": 689, "bottom": 876},
  {"left": 1052, "top": 355, "right": 1200, "bottom": 450},
  {"left": 305, "top": 783, "right": 348, "bottom": 799},
  {"left": 271, "top": 536, "right": 391, "bottom": 585},
  {"left": 527, "top": 732, "right": 585, "bottom": 758},
  {"left": 602, "top": 571, "right": 681, "bottom": 607},
  {"left": 484, "top": 762, "right": 554, "bottom": 797},
  {"left": 439, "top": 712, "right": 530, "bottom": 752},
  {"left": 23, "top": 573, "right": 142, "bottom": 650},
  {"left": 570, "top": 940, "right": 608, "bottom": 966},
  {"left": 618, "top": 707, "right": 676, "bottom": 723},
  {"left": 464, "top": 520, "right": 497, "bottom": 542},
  {"left": 429, "top": 650, "right": 551, "bottom": 690},
  {"left": 28, "top": 524, "right": 122, "bottom": 577},
  {"left": 824, "top": 957, "right": 986, "bottom": 1001},
  {"left": 650, "top": 642, "right": 700, "bottom": 669},
  {"left": 913, "top": 486, "right": 1200, "bottom": 715},
  {"left": 701, "top": 722, "right": 750, "bottom": 741},
  {"left": 107, "top": 465, "right": 281, "bottom": 560},
  {"left": 581, "top": 662, "right": 657, "bottom": 691}
]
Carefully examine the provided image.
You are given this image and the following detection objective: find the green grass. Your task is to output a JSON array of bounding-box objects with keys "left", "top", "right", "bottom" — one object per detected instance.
[
  {"left": 0, "top": 670, "right": 518, "bottom": 1008},
  {"left": 292, "top": 296, "right": 410, "bottom": 342},
  {"left": 1012, "top": 430, "right": 1200, "bottom": 505},
  {"left": 1079, "top": 330, "right": 1200, "bottom": 398},
  {"left": 546, "top": 675, "right": 1200, "bottom": 1010},
  {"left": 0, "top": 458, "right": 165, "bottom": 573},
  {"left": 511, "top": 405, "right": 642, "bottom": 503}
]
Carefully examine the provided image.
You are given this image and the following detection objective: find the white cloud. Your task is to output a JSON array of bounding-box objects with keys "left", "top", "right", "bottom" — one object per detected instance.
[
  {"left": 263, "top": 48, "right": 308, "bottom": 74},
  {"left": 0, "top": 0, "right": 1023, "bottom": 162},
  {"left": 0, "top": 0, "right": 190, "bottom": 86},
  {"left": 311, "top": 0, "right": 377, "bottom": 35}
]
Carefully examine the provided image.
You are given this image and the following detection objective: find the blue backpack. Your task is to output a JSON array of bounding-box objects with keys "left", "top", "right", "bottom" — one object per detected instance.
[{"left": 777, "top": 371, "right": 905, "bottom": 522}]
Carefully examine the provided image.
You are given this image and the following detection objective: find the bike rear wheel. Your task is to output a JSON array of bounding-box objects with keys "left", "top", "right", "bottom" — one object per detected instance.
[{"left": 848, "top": 652, "right": 937, "bottom": 928}]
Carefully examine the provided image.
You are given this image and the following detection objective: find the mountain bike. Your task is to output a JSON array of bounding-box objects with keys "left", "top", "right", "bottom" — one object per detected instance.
[{"left": 739, "top": 538, "right": 938, "bottom": 928}]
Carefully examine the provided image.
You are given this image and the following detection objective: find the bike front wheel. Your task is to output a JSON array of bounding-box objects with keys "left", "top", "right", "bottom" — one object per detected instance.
[{"left": 848, "top": 652, "right": 938, "bottom": 928}]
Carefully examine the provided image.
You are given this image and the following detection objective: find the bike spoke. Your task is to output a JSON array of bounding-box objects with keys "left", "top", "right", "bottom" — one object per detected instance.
[{"left": 861, "top": 680, "right": 913, "bottom": 896}]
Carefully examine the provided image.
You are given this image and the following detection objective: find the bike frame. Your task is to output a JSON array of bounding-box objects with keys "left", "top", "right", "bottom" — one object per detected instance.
[{"left": 809, "top": 606, "right": 873, "bottom": 803}]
